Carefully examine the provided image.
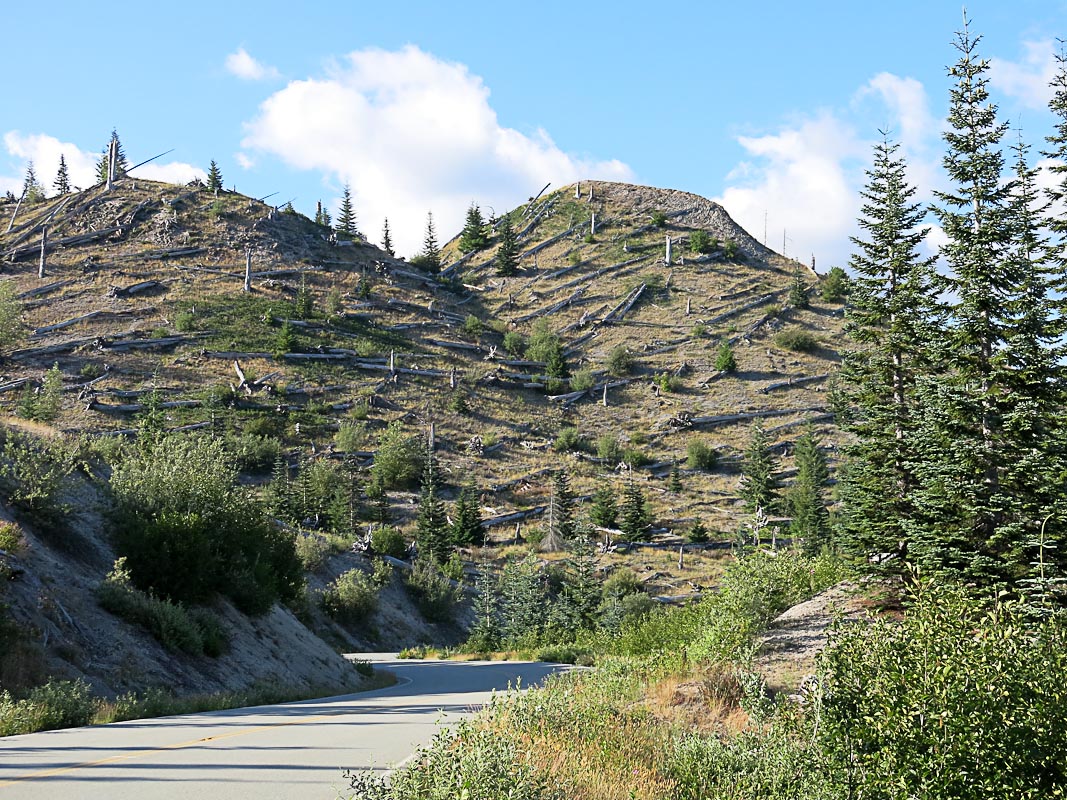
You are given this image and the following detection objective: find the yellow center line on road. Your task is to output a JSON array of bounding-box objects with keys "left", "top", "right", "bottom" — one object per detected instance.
[{"left": 0, "top": 712, "right": 334, "bottom": 787}]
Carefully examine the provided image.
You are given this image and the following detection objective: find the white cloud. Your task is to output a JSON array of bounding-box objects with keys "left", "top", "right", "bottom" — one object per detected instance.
[
  {"left": 990, "top": 39, "right": 1058, "bottom": 110},
  {"left": 225, "top": 47, "right": 280, "bottom": 81},
  {"left": 2, "top": 131, "right": 205, "bottom": 193},
  {"left": 715, "top": 113, "right": 870, "bottom": 269},
  {"left": 241, "top": 45, "right": 633, "bottom": 256},
  {"left": 235, "top": 152, "right": 256, "bottom": 170}
]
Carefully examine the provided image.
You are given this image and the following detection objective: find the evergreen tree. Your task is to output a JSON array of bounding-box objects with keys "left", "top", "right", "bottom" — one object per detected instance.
[
  {"left": 314, "top": 200, "right": 332, "bottom": 228},
  {"left": 563, "top": 535, "right": 600, "bottom": 629},
  {"left": 450, "top": 481, "right": 484, "bottom": 546},
  {"left": 588, "top": 484, "right": 618, "bottom": 529},
  {"left": 206, "top": 160, "right": 224, "bottom": 192},
  {"left": 22, "top": 162, "right": 44, "bottom": 203},
  {"left": 96, "top": 129, "right": 128, "bottom": 182},
  {"left": 265, "top": 453, "right": 293, "bottom": 521},
  {"left": 467, "top": 559, "right": 500, "bottom": 651},
  {"left": 1043, "top": 41, "right": 1067, "bottom": 289},
  {"left": 498, "top": 554, "right": 545, "bottom": 645},
  {"left": 668, "top": 462, "right": 683, "bottom": 493},
  {"left": 620, "top": 475, "right": 652, "bottom": 541},
  {"left": 838, "top": 135, "right": 940, "bottom": 575},
  {"left": 415, "top": 442, "right": 450, "bottom": 563},
  {"left": 713, "top": 341, "right": 736, "bottom": 373},
  {"left": 739, "top": 421, "right": 778, "bottom": 514},
  {"left": 542, "top": 469, "right": 576, "bottom": 551},
  {"left": 914, "top": 20, "right": 1047, "bottom": 586},
  {"left": 417, "top": 212, "right": 441, "bottom": 270},
  {"left": 381, "top": 217, "right": 394, "bottom": 256},
  {"left": 35, "top": 362, "right": 63, "bottom": 422},
  {"left": 495, "top": 214, "right": 519, "bottom": 276},
  {"left": 789, "top": 425, "right": 830, "bottom": 553},
  {"left": 53, "top": 155, "right": 70, "bottom": 195},
  {"left": 458, "top": 203, "right": 489, "bottom": 253},
  {"left": 789, "top": 263, "right": 810, "bottom": 308},
  {"left": 336, "top": 184, "right": 358, "bottom": 238}
]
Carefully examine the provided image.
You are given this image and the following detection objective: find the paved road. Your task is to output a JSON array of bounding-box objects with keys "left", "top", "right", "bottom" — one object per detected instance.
[{"left": 0, "top": 655, "right": 566, "bottom": 799}]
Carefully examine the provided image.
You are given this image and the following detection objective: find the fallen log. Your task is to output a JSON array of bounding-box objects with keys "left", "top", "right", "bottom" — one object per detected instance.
[
  {"left": 86, "top": 398, "right": 201, "bottom": 414},
  {"left": 758, "top": 374, "right": 830, "bottom": 394},
  {"left": 603, "top": 283, "right": 646, "bottom": 323},
  {"left": 0, "top": 378, "right": 34, "bottom": 394},
  {"left": 107, "top": 280, "right": 166, "bottom": 298},
  {"left": 98, "top": 335, "right": 189, "bottom": 351},
  {"left": 482, "top": 505, "right": 547, "bottom": 529},
  {"left": 663, "top": 407, "right": 827, "bottom": 432},
  {"left": 32, "top": 307, "right": 152, "bottom": 337},
  {"left": 16, "top": 279, "right": 75, "bottom": 300},
  {"left": 11, "top": 337, "right": 98, "bottom": 360}
]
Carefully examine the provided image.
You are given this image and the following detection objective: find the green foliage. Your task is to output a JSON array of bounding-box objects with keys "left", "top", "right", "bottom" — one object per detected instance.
[
  {"left": 495, "top": 214, "right": 520, "bottom": 277},
  {"left": 370, "top": 421, "right": 423, "bottom": 490},
  {"left": 294, "top": 278, "right": 314, "bottom": 319},
  {"left": 275, "top": 318, "right": 297, "bottom": 356},
  {"left": 788, "top": 426, "right": 830, "bottom": 553},
  {"left": 0, "top": 432, "right": 74, "bottom": 524},
  {"left": 96, "top": 558, "right": 226, "bottom": 655},
  {"left": 294, "top": 534, "right": 331, "bottom": 572},
  {"left": 21, "top": 161, "right": 44, "bottom": 204},
  {"left": 773, "top": 327, "right": 818, "bottom": 352},
  {"left": 0, "top": 281, "right": 25, "bottom": 355},
  {"left": 498, "top": 554, "right": 546, "bottom": 646},
  {"left": 226, "top": 433, "right": 281, "bottom": 474},
  {"left": 325, "top": 287, "right": 344, "bottom": 318},
  {"left": 605, "top": 345, "right": 634, "bottom": 376},
  {"left": 502, "top": 330, "right": 525, "bottom": 357},
  {"left": 588, "top": 483, "right": 618, "bottom": 529},
  {"left": 415, "top": 211, "right": 441, "bottom": 271},
  {"left": 650, "top": 209, "right": 667, "bottom": 227},
  {"left": 0, "top": 521, "right": 22, "bottom": 553},
  {"left": 689, "top": 229, "right": 715, "bottom": 254},
  {"left": 450, "top": 483, "right": 484, "bottom": 547},
  {"left": 53, "top": 154, "right": 71, "bottom": 195},
  {"left": 619, "top": 477, "right": 652, "bottom": 541},
  {"left": 739, "top": 422, "right": 777, "bottom": 514},
  {"left": 415, "top": 447, "right": 450, "bottom": 563},
  {"left": 458, "top": 203, "right": 489, "bottom": 253},
  {"left": 722, "top": 239, "right": 740, "bottom": 260},
  {"left": 321, "top": 569, "right": 379, "bottom": 624},
  {"left": 818, "top": 583, "right": 1067, "bottom": 799},
  {"left": 405, "top": 559, "right": 459, "bottom": 623},
  {"left": 0, "top": 679, "right": 94, "bottom": 737},
  {"left": 568, "top": 368, "right": 595, "bottom": 392},
  {"left": 595, "top": 434, "right": 622, "bottom": 463},
  {"left": 110, "top": 433, "right": 303, "bottom": 613},
  {"left": 370, "top": 526, "right": 406, "bottom": 559},
  {"left": 175, "top": 310, "right": 197, "bottom": 332},
  {"left": 335, "top": 421, "right": 367, "bottom": 452},
  {"left": 462, "top": 314, "right": 483, "bottom": 339},
  {"left": 553, "top": 426, "right": 588, "bottom": 454},
  {"left": 713, "top": 341, "right": 736, "bottom": 373},
  {"left": 789, "top": 263, "right": 810, "bottom": 308},
  {"left": 335, "top": 184, "right": 358, "bottom": 238},
  {"left": 687, "top": 520, "right": 709, "bottom": 543},
  {"left": 653, "top": 372, "right": 681, "bottom": 393},
  {"left": 685, "top": 439, "right": 718, "bottom": 471},
  {"left": 206, "top": 160, "right": 223, "bottom": 192},
  {"left": 621, "top": 446, "right": 650, "bottom": 469},
  {"left": 526, "top": 320, "right": 567, "bottom": 381},
  {"left": 820, "top": 265, "right": 849, "bottom": 302},
  {"left": 381, "top": 217, "right": 394, "bottom": 256}
]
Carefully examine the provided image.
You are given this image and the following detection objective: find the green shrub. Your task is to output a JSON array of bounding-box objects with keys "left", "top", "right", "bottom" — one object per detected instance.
[
  {"left": 595, "top": 434, "right": 622, "bottom": 463},
  {"left": 689, "top": 229, "right": 716, "bottom": 254},
  {"left": 175, "top": 311, "right": 197, "bottom": 332},
  {"left": 605, "top": 345, "right": 634, "bottom": 376},
  {"left": 569, "top": 369, "right": 596, "bottom": 392},
  {"left": 405, "top": 560, "right": 460, "bottom": 623},
  {"left": 686, "top": 440, "right": 718, "bottom": 471},
  {"left": 691, "top": 323, "right": 707, "bottom": 338},
  {"left": 503, "top": 330, "right": 525, "bottom": 357},
  {"left": 687, "top": 520, "right": 710, "bottom": 543},
  {"left": 621, "top": 447, "right": 650, "bottom": 468},
  {"left": 651, "top": 209, "right": 667, "bottom": 227},
  {"left": 722, "top": 239, "right": 740, "bottom": 260},
  {"left": 325, "top": 287, "right": 344, "bottom": 318},
  {"left": 335, "top": 421, "right": 367, "bottom": 452},
  {"left": 654, "top": 372, "right": 681, "bottom": 393},
  {"left": 820, "top": 265, "right": 849, "bottom": 302},
  {"left": 0, "top": 679, "right": 95, "bottom": 737},
  {"left": 321, "top": 569, "right": 379, "bottom": 624},
  {"left": 462, "top": 315, "right": 483, "bottom": 339},
  {"left": 226, "top": 433, "right": 281, "bottom": 474},
  {"left": 0, "top": 432, "right": 74, "bottom": 524},
  {"left": 370, "top": 421, "right": 423, "bottom": 490},
  {"left": 295, "top": 534, "right": 331, "bottom": 571},
  {"left": 0, "top": 522, "right": 22, "bottom": 553},
  {"left": 773, "top": 327, "right": 818, "bottom": 353},
  {"left": 553, "top": 426, "right": 588, "bottom": 453},
  {"left": 371, "top": 526, "right": 407, "bottom": 559}
]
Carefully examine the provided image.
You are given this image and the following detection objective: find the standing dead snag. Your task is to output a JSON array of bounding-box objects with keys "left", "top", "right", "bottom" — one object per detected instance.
[
  {"left": 38, "top": 226, "right": 47, "bottom": 279},
  {"left": 244, "top": 247, "right": 252, "bottom": 293}
]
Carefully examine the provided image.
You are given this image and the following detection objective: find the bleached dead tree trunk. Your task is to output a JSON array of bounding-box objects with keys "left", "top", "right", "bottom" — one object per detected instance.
[
  {"left": 243, "top": 247, "right": 252, "bottom": 293},
  {"left": 38, "top": 226, "right": 47, "bottom": 279},
  {"left": 575, "top": 183, "right": 580, "bottom": 199},
  {"left": 665, "top": 235, "right": 672, "bottom": 266},
  {"left": 106, "top": 139, "right": 117, "bottom": 192},
  {"left": 6, "top": 189, "right": 26, "bottom": 234},
  {"left": 590, "top": 212, "right": 596, "bottom": 236}
]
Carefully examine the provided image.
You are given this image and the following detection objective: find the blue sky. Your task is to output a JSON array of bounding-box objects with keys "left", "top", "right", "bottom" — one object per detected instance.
[{"left": 3, "top": 0, "right": 1065, "bottom": 263}]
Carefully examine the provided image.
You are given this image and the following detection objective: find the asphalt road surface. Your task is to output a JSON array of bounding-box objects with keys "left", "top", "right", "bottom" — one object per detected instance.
[{"left": 0, "top": 655, "right": 567, "bottom": 799}]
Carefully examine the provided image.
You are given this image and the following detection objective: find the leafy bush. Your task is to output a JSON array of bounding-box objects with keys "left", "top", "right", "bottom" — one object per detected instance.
[
  {"left": 820, "top": 265, "right": 849, "bottom": 302},
  {"left": 226, "top": 433, "right": 281, "bottom": 474},
  {"left": 654, "top": 372, "right": 681, "bottom": 393},
  {"left": 462, "top": 315, "right": 483, "bottom": 339},
  {"left": 605, "top": 345, "right": 634, "bottom": 376},
  {"left": 686, "top": 439, "right": 718, "bottom": 471},
  {"left": 689, "top": 229, "right": 717, "bottom": 254},
  {"left": 0, "top": 432, "right": 74, "bottom": 525},
  {"left": 175, "top": 311, "right": 197, "bottom": 332},
  {"left": 502, "top": 331, "right": 525, "bottom": 358},
  {"left": 553, "top": 426, "right": 588, "bottom": 453},
  {"left": 621, "top": 447, "right": 650, "bottom": 468},
  {"left": 405, "top": 560, "right": 460, "bottom": 623},
  {"left": 335, "top": 421, "right": 367, "bottom": 452},
  {"left": 371, "top": 526, "right": 407, "bottom": 559},
  {"left": 110, "top": 434, "right": 303, "bottom": 613},
  {"left": 321, "top": 569, "right": 379, "bottom": 624},
  {"left": 651, "top": 209, "right": 667, "bottom": 227},
  {"left": 370, "top": 421, "right": 423, "bottom": 490},
  {"left": 722, "top": 239, "right": 740, "bottom": 260},
  {"left": 817, "top": 583, "right": 1067, "bottom": 800},
  {"left": 595, "top": 434, "right": 622, "bottom": 463},
  {"left": 568, "top": 369, "right": 595, "bottom": 392},
  {"left": 0, "top": 522, "right": 22, "bottom": 553},
  {"left": 773, "top": 328, "right": 819, "bottom": 353},
  {"left": 0, "top": 679, "right": 95, "bottom": 737},
  {"left": 295, "top": 534, "right": 331, "bottom": 571}
]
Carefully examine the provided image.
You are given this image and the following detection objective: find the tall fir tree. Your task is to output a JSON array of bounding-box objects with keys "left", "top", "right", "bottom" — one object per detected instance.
[
  {"left": 22, "top": 162, "right": 43, "bottom": 203},
  {"left": 739, "top": 421, "right": 778, "bottom": 514},
  {"left": 206, "top": 160, "right": 224, "bottom": 192},
  {"left": 467, "top": 559, "right": 500, "bottom": 651},
  {"left": 789, "top": 262, "right": 810, "bottom": 308},
  {"left": 620, "top": 474, "right": 652, "bottom": 541},
  {"left": 542, "top": 469, "right": 577, "bottom": 551},
  {"left": 788, "top": 425, "right": 831, "bottom": 554},
  {"left": 415, "top": 440, "right": 450, "bottom": 563},
  {"left": 381, "top": 217, "right": 394, "bottom": 256},
  {"left": 563, "top": 535, "right": 600, "bottom": 629},
  {"left": 314, "top": 200, "right": 332, "bottom": 228},
  {"left": 588, "top": 483, "right": 618, "bottom": 530},
  {"left": 914, "top": 19, "right": 1044, "bottom": 586},
  {"left": 335, "top": 184, "right": 358, "bottom": 238},
  {"left": 458, "top": 203, "right": 489, "bottom": 253},
  {"left": 495, "top": 214, "right": 519, "bottom": 276},
  {"left": 498, "top": 554, "right": 545, "bottom": 645},
  {"left": 838, "top": 135, "right": 940, "bottom": 575},
  {"left": 53, "top": 155, "right": 70, "bottom": 195}
]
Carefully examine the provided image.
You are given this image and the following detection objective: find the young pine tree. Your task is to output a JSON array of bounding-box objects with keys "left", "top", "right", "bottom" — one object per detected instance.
[
  {"left": 788, "top": 425, "right": 831, "bottom": 554},
  {"left": 335, "top": 184, "right": 358, "bottom": 238},
  {"left": 206, "top": 160, "right": 224, "bottom": 193},
  {"left": 838, "top": 135, "right": 939, "bottom": 576},
  {"left": 739, "top": 421, "right": 778, "bottom": 515},
  {"left": 415, "top": 442, "right": 450, "bottom": 563},
  {"left": 96, "top": 129, "right": 128, "bottom": 182},
  {"left": 381, "top": 218, "right": 395, "bottom": 256},
  {"left": 466, "top": 559, "right": 500, "bottom": 651},
  {"left": 588, "top": 483, "right": 618, "bottom": 530},
  {"left": 541, "top": 469, "right": 576, "bottom": 552},
  {"left": 620, "top": 475, "right": 652, "bottom": 541},
  {"left": 418, "top": 212, "right": 441, "bottom": 270},
  {"left": 450, "top": 482, "right": 484, "bottom": 546},
  {"left": 789, "top": 263, "right": 810, "bottom": 308},
  {"left": 53, "top": 155, "right": 71, "bottom": 195},
  {"left": 22, "top": 162, "right": 44, "bottom": 204},
  {"left": 495, "top": 214, "right": 519, "bottom": 276},
  {"left": 458, "top": 203, "right": 489, "bottom": 253}
]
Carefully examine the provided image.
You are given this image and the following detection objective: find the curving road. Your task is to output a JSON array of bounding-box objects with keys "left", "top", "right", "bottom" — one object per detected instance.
[{"left": 0, "top": 655, "right": 567, "bottom": 799}]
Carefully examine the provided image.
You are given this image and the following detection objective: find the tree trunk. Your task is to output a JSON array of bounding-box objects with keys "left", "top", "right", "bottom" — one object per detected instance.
[{"left": 38, "top": 226, "right": 47, "bottom": 279}]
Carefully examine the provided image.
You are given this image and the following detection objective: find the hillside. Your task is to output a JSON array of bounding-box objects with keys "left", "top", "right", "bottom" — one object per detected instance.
[{"left": 0, "top": 176, "right": 845, "bottom": 700}]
